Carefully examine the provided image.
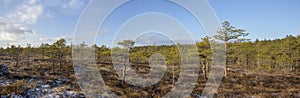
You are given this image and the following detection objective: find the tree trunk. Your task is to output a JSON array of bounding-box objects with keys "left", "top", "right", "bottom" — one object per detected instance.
[
  {"left": 122, "top": 54, "right": 127, "bottom": 82},
  {"left": 15, "top": 55, "right": 19, "bottom": 67},
  {"left": 27, "top": 54, "right": 30, "bottom": 67},
  {"left": 42, "top": 50, "right": 45, "bottom": 60},
  {"left": 204, "top": 58, "right": 209, "bottom": 80},
  {"left": 224, "top": 60, "right": 227, "bottom": 78},
  {"left": 52, "top": 58, "right": 55, "bottom": 73},
  {"left": 172, "top": 63, "right": 175, "bottom": 85},
  {"left": 97, "top": 55, "right": 100, "bottom": 63},
  {"left": 16, "top": 59, "right": 19, "bottom": 67},
  {"left": 59, "top": 53, "right": 62, "bottom": 69},
  {"left": 123, "top": 64, "right": 126, "bottom": 81},
  {"left": 200, "top": 62, "right": 206, "bottom": 80},
  {"left": 257, "top": 57, "right": 260, "bottom": 67}
]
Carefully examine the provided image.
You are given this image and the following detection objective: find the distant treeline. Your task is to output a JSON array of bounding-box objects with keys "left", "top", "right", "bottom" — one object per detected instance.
[{"left": 0, "top": 21, "right": 299, "bottom": 72}]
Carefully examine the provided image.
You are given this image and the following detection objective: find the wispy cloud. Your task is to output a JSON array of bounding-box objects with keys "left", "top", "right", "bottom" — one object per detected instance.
[
  {"left": 39, "top": 35, "right": 72, "bottom": 42},
  {"left": 134, "top": 33, "right": 174, "bottom": 46},
  {"left": 60, "top": 0, "right": 88, "bottom": 15},
  {"left": 29, "top": 0, "right": 39, "bottom": 4},
  {"left": 98, "top": 28, "right": 110, "bottom": 36},
  {"left": 7, "top": 5, "right": 43, "bottom": 25},
  {"left": 0, "top": 0, "right": 42, "bottom": 47},
  {"left": 134, "top": 33, "right": 198, "bottom": 46},
  {"left": 63, "top": 0, "right": 85, "bottom": 9},
  {"left": 0, "top": 0, "right": 89, "bottom": 47},
  {"left": 0, "top": 22, "right": 35, "bottom": 48},
  {"left": 5, "top": 0, "right": 44, "bottom": 25},
  {"left": 0, "top": 22, "right": 35, "bottom": 41}
]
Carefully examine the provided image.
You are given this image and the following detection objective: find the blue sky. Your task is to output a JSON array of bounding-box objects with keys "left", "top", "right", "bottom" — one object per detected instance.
[
  {"left": 0, "top": 0, "right": 299, "bottom": 47},
  {"left": 209, "top": 0, "right": 300, "bottom": 40}
]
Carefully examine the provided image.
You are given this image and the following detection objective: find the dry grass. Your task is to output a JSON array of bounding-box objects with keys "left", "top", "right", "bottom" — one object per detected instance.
[{"left": 0, "top": 61, "right": 299, "bottom": 97}]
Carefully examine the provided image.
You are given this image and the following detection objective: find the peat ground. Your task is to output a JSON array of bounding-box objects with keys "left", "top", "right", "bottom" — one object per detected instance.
[{"left": 0, "top": 62, "right": 299, "bottom": 97}]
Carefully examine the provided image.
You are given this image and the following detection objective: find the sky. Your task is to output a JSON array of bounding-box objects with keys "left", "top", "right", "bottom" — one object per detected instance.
[
  {"left": 209, "top": 0, "right": 300, "bottom": 41},
  {"left": 0, "top": 0, "right": 299, "bottom": 47}
]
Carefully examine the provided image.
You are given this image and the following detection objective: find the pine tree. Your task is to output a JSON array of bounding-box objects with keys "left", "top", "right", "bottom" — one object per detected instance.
[
  {"left": 214, "top": 21, "right": 249, "bottom": 78},
  {"left": 117, "top": 40, "right": 135, "bottom": 82},
  {"left": 22, "top": 43, "right": 32, "bottom": 67},
  {"left": 9, "top": 45, "right": 22, "bottom": 67}
]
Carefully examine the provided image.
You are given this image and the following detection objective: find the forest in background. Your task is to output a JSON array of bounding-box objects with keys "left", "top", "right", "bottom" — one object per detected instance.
[
  {"left": 0, "top": 21, "right": 299, "bottom": 97},
  {"left": 1, "top": 21, "right": 299, "bottom": 72}
]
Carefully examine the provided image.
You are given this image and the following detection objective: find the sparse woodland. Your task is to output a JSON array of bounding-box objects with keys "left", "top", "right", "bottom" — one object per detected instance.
[{"left": 0, "top": 21, "right": 299, "bottom": 97}]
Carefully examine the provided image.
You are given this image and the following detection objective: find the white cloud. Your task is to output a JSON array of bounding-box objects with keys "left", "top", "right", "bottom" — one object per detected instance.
[
  {"left": 63, "top": 0, "right": 84, "bottom": 9},
  {"left": 0, "top": 22, "right": 35, "bottom": 41},
  {"left": 44, "top": 11, "right": 54, "bottom": 18},
  {"left": 7, "top": 4, "right": 43, "bottom": 25},
  {"left": 39, "top": 35, "right": 72, "bottom": 42},
  {"left": 29, "top": 0, "right": 39, "bottom": 4},
  {"left": 0, "top": 0, "right": 45, "bottom": 47},
  {"left": 0, "top": 0, "right": 89, "bottom": 47},
  {"left": 98, "top": 28, "right": 110, "bottom": 36}
]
